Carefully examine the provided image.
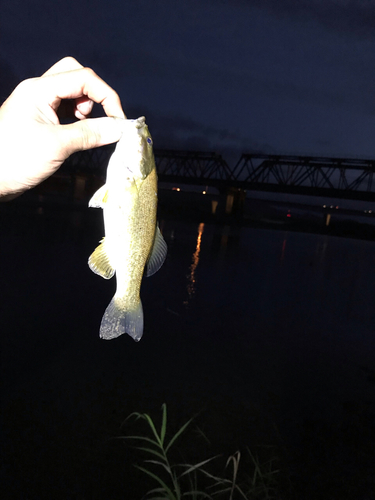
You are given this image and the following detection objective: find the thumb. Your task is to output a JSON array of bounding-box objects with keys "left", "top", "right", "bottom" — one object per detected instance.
[{"left": 59, "top": 117, "right": 126, "bottom": 157}]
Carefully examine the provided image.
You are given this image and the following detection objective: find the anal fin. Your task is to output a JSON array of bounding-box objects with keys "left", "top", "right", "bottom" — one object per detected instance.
[{"left": 88, "top": 237, "right": 115, "bottom": 279}]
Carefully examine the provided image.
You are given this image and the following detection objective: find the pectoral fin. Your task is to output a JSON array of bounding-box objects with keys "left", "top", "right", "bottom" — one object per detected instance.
[
  {"left": 146, "top": 226, "right": 167, "bottom": 277},
  {"left": 89, "top": 184, "right": 109, "bottom": 208},
  {"left": 88, "top": 238, "right": 115, "bottom": 279}
]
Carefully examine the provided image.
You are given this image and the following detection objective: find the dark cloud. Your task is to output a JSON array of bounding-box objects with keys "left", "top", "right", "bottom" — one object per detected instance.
[{"left": 133, "top": 108, "right": 275, "bottom": 161}]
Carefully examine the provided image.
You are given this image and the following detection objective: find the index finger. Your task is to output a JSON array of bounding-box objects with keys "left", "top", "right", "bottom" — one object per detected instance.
[
  {"left": 42, "top": 56, "right": 84, "bottom": 76},
  {"left": 41, "top": 66, "right": 126, "bottom": 119}
]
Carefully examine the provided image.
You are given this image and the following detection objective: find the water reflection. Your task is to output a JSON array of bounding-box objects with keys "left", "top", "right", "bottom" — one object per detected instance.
[
  {"left": 280, "top": 233, "right": 287, "bottom": 262},
  {"left": 215, "top": 225, "right": 231, "bottom": 267},
  {"left": 315, "top": 239, "right": 328, "bottom": 263},
  {"left": 184, "top": 222, "right": 205, "bottom": 306}
]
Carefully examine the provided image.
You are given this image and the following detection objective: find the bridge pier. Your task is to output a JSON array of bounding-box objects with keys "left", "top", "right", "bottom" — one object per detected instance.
[
  {"left": 211, "top": 200, "right": 219, "bottom": 214},
  {"left": 225, "top": 187, "right": 246, "bottom": 216}
]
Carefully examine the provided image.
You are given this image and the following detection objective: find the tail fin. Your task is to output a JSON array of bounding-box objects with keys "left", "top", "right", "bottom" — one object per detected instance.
[{"left": 99, "top": 297, "right": 143, "bottom": 341}]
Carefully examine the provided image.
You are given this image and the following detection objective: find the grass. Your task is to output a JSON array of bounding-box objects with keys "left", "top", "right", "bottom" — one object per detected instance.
[{"left": 116, "top": 404, "right": 288, "bottom": 500}]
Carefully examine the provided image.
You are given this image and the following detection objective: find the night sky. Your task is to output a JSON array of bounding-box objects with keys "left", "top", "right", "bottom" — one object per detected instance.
[{"left": 2, "top": 0, "right": 375, "bottom": 163}]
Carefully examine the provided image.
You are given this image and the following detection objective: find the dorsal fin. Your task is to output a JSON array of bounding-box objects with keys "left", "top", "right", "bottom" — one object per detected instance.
[{"left": 146, "top": 226, "right": 167, "bottom": 277}]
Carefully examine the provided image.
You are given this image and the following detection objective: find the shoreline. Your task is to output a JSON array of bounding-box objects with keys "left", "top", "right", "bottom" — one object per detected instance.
[{"left": 3, "top": 187, "right": 375, "bottom": 243}]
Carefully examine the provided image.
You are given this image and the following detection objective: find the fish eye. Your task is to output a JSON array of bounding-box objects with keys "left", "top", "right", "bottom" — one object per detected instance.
[{"left": 147, "top": 137, "right": 153, "bottom": 145}]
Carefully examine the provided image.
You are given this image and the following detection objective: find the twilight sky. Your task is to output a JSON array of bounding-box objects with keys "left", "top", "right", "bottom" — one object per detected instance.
[{"left": 2, "top": 0, "right": 375, "bottom": 164}]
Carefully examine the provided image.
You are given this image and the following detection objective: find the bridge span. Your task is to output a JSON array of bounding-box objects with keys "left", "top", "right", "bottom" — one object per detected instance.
[{"left": 62, "top": 148, "right": 375, "bottom": 202}]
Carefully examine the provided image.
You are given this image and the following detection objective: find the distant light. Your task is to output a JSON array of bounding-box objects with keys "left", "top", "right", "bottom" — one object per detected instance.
[
  {"left": 202, "top": 191, "right": 206, "bottom": 195},
  {"left": 323, "top": 204, "right": 326, "bottom": 208},
  {"left": 336, "top": 206, "right": 339, "bottom": 209},
  {"left": 287, "top": 214, "right": 291, "bottom": 218},
  {"left": 330, "top": 205, "right": 334, "bottom": 208},
  {"left": 172, "top": 187, "right": 181, "bottom": 192}
]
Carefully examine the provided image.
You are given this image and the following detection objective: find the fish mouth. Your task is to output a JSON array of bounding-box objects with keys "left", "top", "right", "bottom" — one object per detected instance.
[{"left": 135, "top": 116, "right": 146, "bottom": 129}]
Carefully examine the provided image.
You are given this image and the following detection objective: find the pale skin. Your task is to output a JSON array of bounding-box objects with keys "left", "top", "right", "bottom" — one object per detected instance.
[{"left": 0, "top": 56, "right": 127, "bottom": 200}]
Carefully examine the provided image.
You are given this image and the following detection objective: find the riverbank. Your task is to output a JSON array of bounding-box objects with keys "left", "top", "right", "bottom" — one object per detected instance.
[
  {"left": 158, "top": 188, "right": 375, "bottom": 241},
  {"left": 4, "top": 185, "right": 375, "bottom": 243}
]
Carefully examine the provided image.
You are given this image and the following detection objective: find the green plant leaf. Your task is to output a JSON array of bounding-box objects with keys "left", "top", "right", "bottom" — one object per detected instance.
[
  {"left": 178, "top": 456, "right": 220, "bottom": 478},
  {"left": 145, "top": 459, "right": 172, "bottom": 475},
  {"left": 143, "top": 413, "right": 163, "bottom": 447},
  {"left": 197, "top": 468, "right": 228, "bottom": 483},
  {"left": 136, "top": 465, "right": 177, "bottom": 500},
  {"left": 210, "top": 486, "right": 231, "bottom": 496},
  {"left": 165, "top": 418, "right": 193, "bottom": 454},
  {"left": 123, "top": 434, "right": 161, "bottom": 448},
  {"left": 147, "top": 486, "right": 174, "bottom": 499},
  {"left": 136, "top": 446, "right": 166, "bottom": 461},
  {"left": 161, "top": 403, "right": 167, "bottom": 446},
  {"left": 148, "top": 486, "right": 169, "bottom": 494},
  {"left": 193, "top": 426, "right": 211, "bottom": 445},
  {"left": 122, "top": 411, "right": 143, "bottom": 424}
]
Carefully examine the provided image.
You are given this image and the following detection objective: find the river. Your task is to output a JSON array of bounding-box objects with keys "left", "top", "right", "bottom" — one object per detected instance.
[{"left": 1, "top": 202, "right": 375, "bottom": 498}]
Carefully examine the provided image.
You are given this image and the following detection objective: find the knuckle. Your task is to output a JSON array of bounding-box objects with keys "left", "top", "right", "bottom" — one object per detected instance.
[
  {"left": 61, "top": 56, "right": 79, "bottom": 66},
  {"left": 10, "top": 78, "right": 39, "bottom": 106},
  {"left": 14, "top": 78, "right": 36, "bottom": 94},
  {"left": 82, "top": 66, "right": 96, "bottom": 79}
]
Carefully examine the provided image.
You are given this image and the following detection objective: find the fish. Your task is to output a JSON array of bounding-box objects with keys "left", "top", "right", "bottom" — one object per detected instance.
[{"left": 88, "top": 116, "right": 167, "bottom": 341}]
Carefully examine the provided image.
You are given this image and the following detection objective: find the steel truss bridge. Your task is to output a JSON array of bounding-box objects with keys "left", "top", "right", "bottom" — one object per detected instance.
[{"left": 63, "top": 148, "right": 375, "bottom": 202}]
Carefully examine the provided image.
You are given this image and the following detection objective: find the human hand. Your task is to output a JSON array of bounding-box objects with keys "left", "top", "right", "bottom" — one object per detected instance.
[{"left": 0, "top": 56, "right": 126, "bottom": 199}]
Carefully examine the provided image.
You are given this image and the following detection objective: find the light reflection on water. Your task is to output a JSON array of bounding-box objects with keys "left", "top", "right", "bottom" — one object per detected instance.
[
  {"left": 184, "top": 222, "right": 205, "bottom": 307},
  {"left": 158, "top": 219, "right": 375, "bottom": 359},
  {"left": 280, "top": 233, "right": 287, "bottom": 262}
]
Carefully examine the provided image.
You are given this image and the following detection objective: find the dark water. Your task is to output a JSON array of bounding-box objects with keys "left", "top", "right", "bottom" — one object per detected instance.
[{"left": 2, "top": 203, "right": 375, "bottom": 499}]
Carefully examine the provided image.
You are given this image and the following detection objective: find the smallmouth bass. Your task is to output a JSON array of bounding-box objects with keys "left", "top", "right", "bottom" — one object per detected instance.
[{"left": 88, "top": 116, "right": 167, "bottom": 341}]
